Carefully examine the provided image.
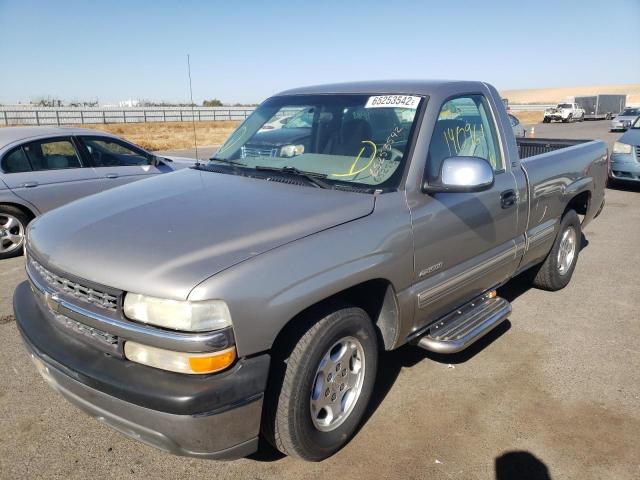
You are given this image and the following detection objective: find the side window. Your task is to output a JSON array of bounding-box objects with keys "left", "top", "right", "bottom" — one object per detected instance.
[
  {"left": 426, "top": 95, "right": 503, "bottom": 180},
  {"left": 1, "top": 147, "right": 32, "bottom": 173},
  {"left": 23, "top": 138, "right": 82, "bottom": 171},
  {"left": 81, "top": 137, "right": 150, "bottom": 167}
]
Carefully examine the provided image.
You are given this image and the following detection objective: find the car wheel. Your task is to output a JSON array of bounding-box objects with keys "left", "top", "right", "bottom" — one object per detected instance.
[
  {"left": 0, "top": 206, "right": 29, "bottom": 260},
  {"left": 263, "top": 306, "right": 378, "bottom": 461},
  {"left": 532, "top": 210, "right": 581, "bottom": 291},
  {"left": 543, "top": 117, "right": 550, "bottom": 123}
]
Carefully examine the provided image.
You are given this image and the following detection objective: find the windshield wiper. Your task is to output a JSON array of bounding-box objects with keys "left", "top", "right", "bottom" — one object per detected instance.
[
  {"left": 209, "top": 157, "right": 247, "bottom": 166},
  {"left": 255, "top": 165, "right": 332, "bottom": 189}
]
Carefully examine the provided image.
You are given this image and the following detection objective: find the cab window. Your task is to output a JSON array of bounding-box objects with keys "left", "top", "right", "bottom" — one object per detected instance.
[{"left": 426, "top": 95, "right": 503, "bottom": 181}]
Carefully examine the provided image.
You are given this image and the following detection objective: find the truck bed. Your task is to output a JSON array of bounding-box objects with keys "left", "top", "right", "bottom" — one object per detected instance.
[{"left": 516, "top": 138, "right": 591, "bottom": 159}]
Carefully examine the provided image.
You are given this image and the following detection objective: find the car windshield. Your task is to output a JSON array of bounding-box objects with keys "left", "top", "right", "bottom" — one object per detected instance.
[
  {"left": 558, "top": 104, "right": 572, "bottom": 109},
  {"left": 211, "top": 94, "right": 424, "bottom": 190},
  {"left": 621, "top": 108, "right": 640, "bottom": 116}
]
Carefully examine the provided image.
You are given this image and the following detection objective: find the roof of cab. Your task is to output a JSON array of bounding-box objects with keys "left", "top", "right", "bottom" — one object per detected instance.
[
  {"left": 275, "top": 79, "right": 484, "bottom": 97},
  {"left": 0, "top": 126, "right": 118, "bottom": 148}
]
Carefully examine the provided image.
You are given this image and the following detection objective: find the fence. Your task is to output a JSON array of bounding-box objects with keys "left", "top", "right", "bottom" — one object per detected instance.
[
  {"left": 0, "top": 104, "right": 555, "bottom": 127},
  {"left": 0, "top": 106, "right": 256, "bottom": 126}
]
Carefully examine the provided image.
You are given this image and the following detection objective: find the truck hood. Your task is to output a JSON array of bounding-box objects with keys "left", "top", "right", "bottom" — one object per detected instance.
[{"left": 28, "top": 168, "right": 375, "bottom": 300}]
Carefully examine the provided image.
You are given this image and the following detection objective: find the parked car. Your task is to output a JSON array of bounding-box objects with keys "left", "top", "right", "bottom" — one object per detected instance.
[
  {"left": 609, "top": 117, "right": 640, "bottom": 184},
  {"left": 508, "top": 113, "right": 526, "bottom": 137},
  {"left": 0, "top": 126, "right": 193, "bottom": 258},
  {"left": 543, "top": 103, "right": 585, "bottom": 123},
  {"left": 575, "top": 94, "right": 626, "bottom": 120},
  {"left": 15, "top": 80, "right": 606, "bottom": 462},
  {"left": 610, "top": 107, "right": 640, "bottom": 131}
]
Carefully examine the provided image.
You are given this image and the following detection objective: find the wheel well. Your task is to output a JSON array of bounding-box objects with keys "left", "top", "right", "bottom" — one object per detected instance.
[
  {"left": 0, "top": 202, "right": 36, "bottom": 221},
  {"left": 564, "top": 191, "right": 590, "bottom": 218},
  {"left": 270, "top": 279, "right": 399, "bottom": 357}
]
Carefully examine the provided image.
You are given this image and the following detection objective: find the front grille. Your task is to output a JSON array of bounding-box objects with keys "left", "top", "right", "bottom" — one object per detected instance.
[
  {"left": 29, "top": 257, "right": 119, "bottom": 311},
  {"left": 240, "top": 145, "right": 278, "bottom": 158},
  {"left": 636, "top": 146, "right": 640, "bottom": 159}
]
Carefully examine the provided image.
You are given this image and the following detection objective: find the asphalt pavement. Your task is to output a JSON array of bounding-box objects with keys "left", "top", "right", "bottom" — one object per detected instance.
[{"left": 1, "top": 121, "right": 638, "bottom": 479}]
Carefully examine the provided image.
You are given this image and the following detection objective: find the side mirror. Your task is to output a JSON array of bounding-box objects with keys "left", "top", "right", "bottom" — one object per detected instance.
[
  {"left": 149, "top": 155, "right": 168, "bottom": 166},
  {"left": 423, "top": 156, "right": 494, "bottom": 193}
]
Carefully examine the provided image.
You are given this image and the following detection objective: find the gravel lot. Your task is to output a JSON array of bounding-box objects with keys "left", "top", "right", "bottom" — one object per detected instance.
[{"left": 1, "top": 122, "right": 638, "bottom": 479}]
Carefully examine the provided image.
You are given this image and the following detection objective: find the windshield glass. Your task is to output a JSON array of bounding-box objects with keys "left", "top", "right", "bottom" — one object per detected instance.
[
  {"left": 213, "top": 94, "right": 424, "bottom": 189},
  {"left": 621, "top": 108, "right": 640, "bottom": 116},
  {"left": 558, "top": 104, "right": 572, "bottom": 109}
]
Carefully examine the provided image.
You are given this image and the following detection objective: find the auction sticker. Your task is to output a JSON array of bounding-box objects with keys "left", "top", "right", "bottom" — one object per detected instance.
[{"left": 365, "top": 95, "right": 421, "bottom": 109}]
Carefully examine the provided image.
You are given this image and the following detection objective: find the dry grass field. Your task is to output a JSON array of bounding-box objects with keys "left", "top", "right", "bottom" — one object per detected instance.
[
  {"left": 76, "top": 120, "right": 240, "bottom": 151},
  {"left": 510, "top": 110, "right": 544, "bottom": 124},
  {"left": 501, "top": 83, "right": 640, "bottom": 105}
]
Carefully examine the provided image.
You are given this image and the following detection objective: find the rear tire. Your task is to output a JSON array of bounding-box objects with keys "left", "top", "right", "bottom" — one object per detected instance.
[
  {"left": 532, "top": 210, "right": 581, "bottom": 291},
  {"left": 543, "top": 117, "right": 550, "bottom": 123},
  {"left": 0, "top": 206, "right": 29, "bottom": 260}
]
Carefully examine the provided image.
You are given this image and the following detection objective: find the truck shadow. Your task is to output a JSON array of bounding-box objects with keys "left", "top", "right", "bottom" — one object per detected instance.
[{"left": 495, "top": 450, "right": 552, "bottom": 479}]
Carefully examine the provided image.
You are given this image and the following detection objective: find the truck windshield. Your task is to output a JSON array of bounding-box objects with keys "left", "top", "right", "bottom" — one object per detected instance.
[
  {"left": 558, "top": 104, "right": 572, "bottom": 109},
  {"left": 212, "top": 94, "right": 424, "bottom": 190}
]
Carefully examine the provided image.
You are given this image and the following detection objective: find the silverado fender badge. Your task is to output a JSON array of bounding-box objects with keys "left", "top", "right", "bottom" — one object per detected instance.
[{"left": 419, "top": 262, "right": 443, "bottom": 278}]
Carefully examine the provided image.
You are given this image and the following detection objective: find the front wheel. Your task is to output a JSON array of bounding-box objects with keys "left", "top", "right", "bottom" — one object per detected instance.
[
  {"left": 532, "top": 210, "right": 581, "bottom": 291},
  {"left": 263, "top": 307, "right": 378, "bottom": 461}
]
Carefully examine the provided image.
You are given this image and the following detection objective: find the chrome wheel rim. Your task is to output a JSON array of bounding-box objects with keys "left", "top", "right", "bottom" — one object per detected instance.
[
  {"left": 310, "top": 336, "right": 365, "bottom": 432},
  {"left": 557, "top": 226, "right": 577, "bottom": 275},
  {"left": 0, "top": 214, "right": 25, "bottom": 254}
]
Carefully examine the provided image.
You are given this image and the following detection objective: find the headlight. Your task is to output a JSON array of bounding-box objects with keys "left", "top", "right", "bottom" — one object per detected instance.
[
  {"left": 280, "top": 144, "right": 304, "bottom": 157},
  {"left": 123, "top": 293, "right": 232, "bottom": 332},
  {"left": 612, "top": 142, "right": 632, "bottom": 154}
]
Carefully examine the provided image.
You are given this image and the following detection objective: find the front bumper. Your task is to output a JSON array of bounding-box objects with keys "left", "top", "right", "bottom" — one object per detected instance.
[
  {"left": 610, "top": 122, "right": 628, "bottom": 131},
  {"left": 14, "top": 281, "right": 270, "bottom": 459},
  {"left": 609, "top": 153, "right": 640, "bottom": 182},
  {"left": 544, "top": 114, "right": 564, "bottom": 121}
]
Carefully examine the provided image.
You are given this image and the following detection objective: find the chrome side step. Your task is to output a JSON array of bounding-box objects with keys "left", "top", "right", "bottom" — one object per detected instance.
[{"left": 417, "top": 296, "right": 512, "bottom": 354}]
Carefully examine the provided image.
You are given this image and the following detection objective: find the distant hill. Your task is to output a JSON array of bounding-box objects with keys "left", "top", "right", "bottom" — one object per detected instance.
[{"left": 501, "top": 84, "right": 640, "bottom": 105}]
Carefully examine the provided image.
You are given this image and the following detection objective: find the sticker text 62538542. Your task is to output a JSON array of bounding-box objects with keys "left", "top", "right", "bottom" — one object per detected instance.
[{"left": 365, "top": 95, "right": 421, "bottom": 109}]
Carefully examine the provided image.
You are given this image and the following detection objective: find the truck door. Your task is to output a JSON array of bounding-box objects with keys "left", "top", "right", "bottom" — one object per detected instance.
[
  {"left": 409, "top": 94, "right": 520, "bottom": 329},
  {"left": 0, "top": 136, "right": 103, "bottom": 214}
]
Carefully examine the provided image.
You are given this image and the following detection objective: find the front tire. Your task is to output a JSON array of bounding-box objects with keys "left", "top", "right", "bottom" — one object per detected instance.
[
  {"left": 264, "top": 307, "right": 378, "bottom": 461},
  {"left": 532, "top": 210, "right": 581, "bottom": 291},
  {"left": 0, "top": 206, "right": 29, "bottom": 260}
]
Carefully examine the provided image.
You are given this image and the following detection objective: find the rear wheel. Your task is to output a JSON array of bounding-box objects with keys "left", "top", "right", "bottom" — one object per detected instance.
[
  {"left": 532, "top": 210, "right": 581, "bottom": 291},
  {"left": 0, "top": 206, "right": 29, "bottom": 260},
  {"left": 263, "top": 307, "right": 378, "bottom": 461}
]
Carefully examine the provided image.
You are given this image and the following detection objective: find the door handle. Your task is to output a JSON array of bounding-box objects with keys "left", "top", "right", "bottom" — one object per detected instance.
[
  {"left": 105, "top": 173, "right": 119, "bottom": 179},
  {"left": 500, "top": 189, "right": 517, "bottom": 209},
  {"left": 21, "top": 181, "right": 39, "bottom": 188}
]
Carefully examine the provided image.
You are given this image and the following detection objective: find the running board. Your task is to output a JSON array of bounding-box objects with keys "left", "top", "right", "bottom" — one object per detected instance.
[{"left": 417, "top": 295, "right": 512, "bottom": 354}]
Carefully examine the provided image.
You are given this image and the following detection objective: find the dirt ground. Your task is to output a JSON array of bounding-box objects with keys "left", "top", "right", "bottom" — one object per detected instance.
[{"left": 1, "top": 122, "right": 638, "bottom": 479}]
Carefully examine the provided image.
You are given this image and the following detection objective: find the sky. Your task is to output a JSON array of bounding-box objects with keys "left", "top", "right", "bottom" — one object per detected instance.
[{"left": 1, "top": 0, "right": 639, "bottom": 105}]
